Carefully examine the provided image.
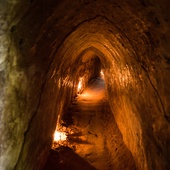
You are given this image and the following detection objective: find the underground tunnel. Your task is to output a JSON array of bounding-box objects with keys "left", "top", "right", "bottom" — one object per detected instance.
[{"left": 0, "top": 0, "right": 170, "bottom": 170}]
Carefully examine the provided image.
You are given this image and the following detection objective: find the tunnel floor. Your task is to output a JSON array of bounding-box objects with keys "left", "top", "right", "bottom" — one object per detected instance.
[{"left": 44, "top": 77, "right": 136, "bottom": 170}]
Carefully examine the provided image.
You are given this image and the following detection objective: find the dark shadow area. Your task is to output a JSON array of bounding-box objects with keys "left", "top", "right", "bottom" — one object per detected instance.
[{"left": 43, "top": 147, "right": 96, "bottom": 170}]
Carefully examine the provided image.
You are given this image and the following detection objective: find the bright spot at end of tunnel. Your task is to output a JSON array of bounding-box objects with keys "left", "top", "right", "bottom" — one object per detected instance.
[{"left": 54, "top": 130, "right": 67, "bottom": 142}]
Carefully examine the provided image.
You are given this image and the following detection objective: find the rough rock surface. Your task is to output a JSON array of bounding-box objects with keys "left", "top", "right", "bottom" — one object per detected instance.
[
  {"left": 45, "top": 78, "right": 136, "bottom": 170},
  {"left": 66, "top": 78, "right": 136, "bottom": 170},
  {"left": 0, "top": 0, "right": 170, "bottom": 169}
]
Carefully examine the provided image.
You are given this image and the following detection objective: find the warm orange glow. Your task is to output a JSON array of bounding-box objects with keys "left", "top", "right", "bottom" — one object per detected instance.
[
  {"left": 78, "top": 77, "right": 83, "bottom": 92},
  {"left": 100, "top": 70, "right": 104, "bottom": 78},
  {"left": 54, "top": 130, "right": 67, "bottom": 142}
]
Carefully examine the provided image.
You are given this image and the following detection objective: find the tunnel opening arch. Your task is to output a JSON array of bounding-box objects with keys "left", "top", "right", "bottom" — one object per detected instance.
[
  {"left": 50, "top": 39, "right": 139, "bottom": 169},
  {"left": 48, "top": 16, "right": 160, "bottom": 170},
  {"left": 12, "top": 14, "right": 167, "bottom": 170},
  {"left": 49, "top": 20, "right": 143, "bottom": 167}
]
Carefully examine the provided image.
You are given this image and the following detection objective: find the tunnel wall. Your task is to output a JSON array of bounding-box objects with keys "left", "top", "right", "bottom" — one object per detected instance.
[
  {"left": 52, "top": 17, "right": 170, "bottom": 169},
  {"left": 0, "top": 0, "right": 170, "bottom": 169}
]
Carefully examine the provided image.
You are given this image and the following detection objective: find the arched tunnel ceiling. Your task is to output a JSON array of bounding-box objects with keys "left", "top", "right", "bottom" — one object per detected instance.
[
  {"left": 0, "top": 0, "right": 170, "bottom": 170},
  {"left": 46, "top": 16, "right": 170, "bottom": 170}
]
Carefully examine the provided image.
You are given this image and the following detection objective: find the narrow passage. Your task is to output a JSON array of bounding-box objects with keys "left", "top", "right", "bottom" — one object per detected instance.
[
  {"left": 68, "top": 77, "right": 112, "bottom": 169},
  {"left": 44, "top": 77, "right": 136, "bottom": 170}
]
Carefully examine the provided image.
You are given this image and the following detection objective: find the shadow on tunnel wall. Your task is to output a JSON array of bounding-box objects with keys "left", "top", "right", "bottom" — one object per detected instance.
[{"left": 43, "top": 147, "right": 96, "bottom": 170}]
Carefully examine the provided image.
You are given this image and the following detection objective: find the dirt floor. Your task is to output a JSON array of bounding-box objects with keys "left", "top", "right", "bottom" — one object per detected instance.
[{"left": 44, "top": 77, "right": 136, "bottom": 170}]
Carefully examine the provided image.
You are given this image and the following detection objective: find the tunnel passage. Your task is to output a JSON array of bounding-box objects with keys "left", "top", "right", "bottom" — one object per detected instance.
[
  {"left": 61, "top": 53, "right": 102, "bottom": 124},
  {"left": 47, "top": 53, "right": 136, "bottom": 169},
  {"left": 45, "top": 74, "right": 136, "bottom": 170},
  {"left": 1, "top": 0, "right": 170, "bottom": 170}
]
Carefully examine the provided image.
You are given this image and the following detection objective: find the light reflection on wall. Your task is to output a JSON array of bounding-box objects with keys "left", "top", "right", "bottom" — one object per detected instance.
[
  {"left": 54, "top": 130, "right": 67, "bottom": 142},
  {"left": 77, "top": 77, "right": 84, "bottom": 93},
  {"left": 52, "top": 115, "right": 67, "bottom": 148},
  {"left": 100, "top": 70, "right": 104, "bottom": 78}
]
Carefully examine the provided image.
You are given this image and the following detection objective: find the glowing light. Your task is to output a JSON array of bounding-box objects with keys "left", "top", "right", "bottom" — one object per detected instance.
[
  {"left": 78, "top": 77, "right": 83, "bottom": 92},
  {"left": 54, "top": 130, "right": 67, "bottom": 142},
  {"left": 100, "top": 70, "right": 104, "bottom": 77}
]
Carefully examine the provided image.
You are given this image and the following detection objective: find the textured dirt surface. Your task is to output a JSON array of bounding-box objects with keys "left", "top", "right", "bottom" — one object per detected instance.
[
  {"left": 44, "top": 78, "right": 136, "bottom": 170},
  {"left": 1, "top": 1, "right": 170, "bottom": 169}
]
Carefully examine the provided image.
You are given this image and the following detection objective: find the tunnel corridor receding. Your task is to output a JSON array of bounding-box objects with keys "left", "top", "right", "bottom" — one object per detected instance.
[
  {"left": 1, "top": 0, "right": 170, "bottom": 170},
  {"left": 45, "top": 76, "right": 136, "bottom": 170}
]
